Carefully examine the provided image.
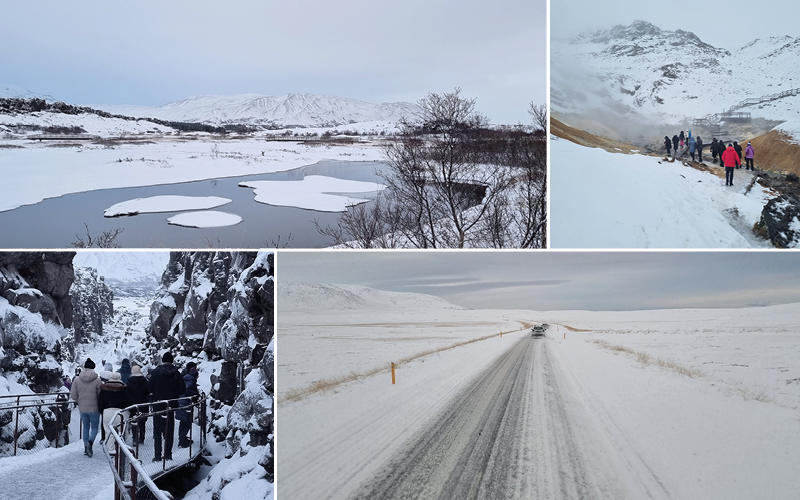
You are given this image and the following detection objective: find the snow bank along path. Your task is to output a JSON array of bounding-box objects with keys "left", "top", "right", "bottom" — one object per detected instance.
[
  {"left": 0, "top": 441, "right": 114, "bottom": 500},
  {"left": 550, "top": 137, "right": 773, "bottom": 248}
]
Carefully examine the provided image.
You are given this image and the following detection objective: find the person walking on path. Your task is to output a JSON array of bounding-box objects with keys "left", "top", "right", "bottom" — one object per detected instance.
[
  {"left": 733, "top": 142, "right": 743, "bottom": 168},
  {"left": 100, "top": 363, "right": 113, "bottom": 383},
  {"left": 176, "top": 362, "right": 200, "bottom": 448},
  {"left": 118, "top": 358, "right": 132, "bottom": 385},
  {"left": 745, "top": 142, "right": 755, "bottom": 170},
  {"left": 672, "top": 134, "right": 679, "bottom": 155},
  {"left": 148, "top": 352, "right": 183, "bottom": 462},
  {"left": 679, "top": 130, "right": 685, "bottom": 148},
  {"left": 98, "top": 372, "right": 132, "bottom": 453},
  {"left": 722, "top": 143, "right": 741, "bottom": 186},
  {"left": 717, "top": 140, "right": 727, "bottom": 167},
  {"left": 711, "top": 138, "right": 718, "bottom": 161},
  {"left": 689, "top": 136, "right": 697, "bottom": 161},
  {"left": 127, "top": 364, "right": 150, "bottom": 444},
  {"left": 70, "top": 358, "right": 102, "bottom": 458},
  {"left": 696, "top": 137, "right": 704, "bottom": 163},
  {"left": 664, "top": 136, "right": 672, "bottom": 157}
]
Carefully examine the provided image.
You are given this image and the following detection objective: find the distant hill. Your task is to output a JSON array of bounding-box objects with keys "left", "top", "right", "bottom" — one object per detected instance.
[
  {"left": 279, "top": 282, "right": 464, "bottom": 312},
  {"left": 93, "top": 93, "right": 422, "bottom": 128}
]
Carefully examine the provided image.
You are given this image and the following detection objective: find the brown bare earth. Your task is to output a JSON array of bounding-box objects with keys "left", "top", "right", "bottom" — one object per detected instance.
[
  {"left": 743, "top": 129, "right": 800, "bottom": 176},
  {"left": 551, "top": 117, "right": 642, "bottom": 154}
]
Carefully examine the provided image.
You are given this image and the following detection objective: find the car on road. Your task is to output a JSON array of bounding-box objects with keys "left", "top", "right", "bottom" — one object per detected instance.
[{"left": 531, "top": 325, "right": 545, "bottom": 337}]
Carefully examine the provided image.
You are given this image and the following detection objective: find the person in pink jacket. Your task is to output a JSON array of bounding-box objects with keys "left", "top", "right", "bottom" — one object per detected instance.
[
  {"left": 721, "top": 143, "right": 741, "bottom": 186},
  {"left": 744, "top": 143, "right": 755, "bottom": 170}
]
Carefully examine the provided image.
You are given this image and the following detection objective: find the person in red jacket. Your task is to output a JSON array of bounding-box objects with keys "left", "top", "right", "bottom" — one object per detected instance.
[{"left": 721, "top": 143, "right": 741, "bottom": 186}]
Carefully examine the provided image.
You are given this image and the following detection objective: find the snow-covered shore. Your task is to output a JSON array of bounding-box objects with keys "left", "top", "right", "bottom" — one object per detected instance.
[{"left": 0, "top": 137, "right": 384, "bottom": 213}]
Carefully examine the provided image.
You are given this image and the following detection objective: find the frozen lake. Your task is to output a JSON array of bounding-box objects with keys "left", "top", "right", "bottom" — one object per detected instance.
[{"left": 0, "top": 160, "right": 386, "bottom": 248}]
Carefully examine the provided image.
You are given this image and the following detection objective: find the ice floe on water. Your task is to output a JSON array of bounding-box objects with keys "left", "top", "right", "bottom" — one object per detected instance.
[
  {"left": 166, "top": 211, "right": 242, "bottom": 228},
  {"left": 240, "top": 175, "right": 385, "bottom": 212},
  {"left": 104, "top": 195, "right": 232, "bottom": 217}
]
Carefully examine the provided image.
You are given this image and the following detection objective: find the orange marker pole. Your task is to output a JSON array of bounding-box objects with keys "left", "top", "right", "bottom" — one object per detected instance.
[
  {"left": 500, "top": 331, "right": 503, "bottom": 338},
  {"left": 391, "top": 362, "right": 396, "bottom": 384}
]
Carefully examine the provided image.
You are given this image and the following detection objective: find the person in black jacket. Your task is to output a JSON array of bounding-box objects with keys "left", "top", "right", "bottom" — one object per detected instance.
[
  {"left": 127, "top": 364, "right": 150, "bottom": 444},
  {"left": 98, "top": 372, "right": 132, "bottom": 452},
  {"left": 733, "top": 142, "right": 743, "bottom": 168},
  {"left": 672, "top": 134, "right": 679, "bottom": 153},
  {"left": 664, "top": 136, "right": 672, "bottom": 157},
  {"left": 717, "top": 140, "right": 727, "bottom": 166},
  {"left": 176, "top": 363, "right": 199, "bottom": 448},
  {"left": 118, "top": 358, "right": 132, "bottom": 385},
  {"left": 696, "top": 137, "right": 704, "bottom": 163},
  {"left": 148, "top": 352, "right": 183, "bottom": 461},
  {"left": 711, "top": 138, "right": 718, "bottom": 160}
]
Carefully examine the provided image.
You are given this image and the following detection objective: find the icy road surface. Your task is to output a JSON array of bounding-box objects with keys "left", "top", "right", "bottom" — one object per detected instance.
[{"left": 349, "top": 335, "right": 665, "bottom": 500}]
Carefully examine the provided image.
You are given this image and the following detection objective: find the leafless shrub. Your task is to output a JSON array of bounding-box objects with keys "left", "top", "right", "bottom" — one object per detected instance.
[{"left": 70, "top": 223, "right": 124, "bottom": 248}]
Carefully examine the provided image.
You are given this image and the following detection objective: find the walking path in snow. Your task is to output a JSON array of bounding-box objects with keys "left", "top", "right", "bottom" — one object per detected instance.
[{"left": 0, "top": 442, "right": 114, "bottom": 500}]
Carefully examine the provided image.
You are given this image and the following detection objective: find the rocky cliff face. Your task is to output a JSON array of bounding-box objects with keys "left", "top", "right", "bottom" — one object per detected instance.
[
  {"left": 70, "top": 267, "right": 114, "bottom": 343},
  {"left": 147, "top": 251, "right": 274, "bottom": 488},
  {"left": 0, "top": 252, "right": 74, "bottom": 393}
]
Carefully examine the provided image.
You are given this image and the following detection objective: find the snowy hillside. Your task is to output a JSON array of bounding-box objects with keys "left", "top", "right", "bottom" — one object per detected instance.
[
  {"left": 0, "top": 84, "right": 55, "bottom": 101},
  {"left": 279, "top": 282, "right": 465, "bottom": 312},
  {"left": 552, "top": 20, "right": 800, "bottom": 123},
  {"left": 94, "top": 93, "right": 421, "bottom": 128},
  {"left": 550, "top": 134, "right": 775, "bottom": 248}
]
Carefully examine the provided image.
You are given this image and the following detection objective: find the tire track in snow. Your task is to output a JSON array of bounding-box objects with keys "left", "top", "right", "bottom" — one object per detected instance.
[{"left": 348, "top": 336, "right": 613, "bottom": 500}]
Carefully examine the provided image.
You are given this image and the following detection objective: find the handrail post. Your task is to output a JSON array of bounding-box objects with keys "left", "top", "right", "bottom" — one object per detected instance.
[
  {"left": 55, "top": 403, "right": 61, "bottom": 449},
  {"left": 13, "top": 396, "right": 20, "bottom": 456}
]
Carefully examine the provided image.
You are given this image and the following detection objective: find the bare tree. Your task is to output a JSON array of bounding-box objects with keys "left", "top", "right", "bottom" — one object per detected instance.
[
  {"left": 318, "top": 92, "right": 547, "bottom": 248},
  {"left": 529, "top": 102, "right": 547, "bottom": 133}
]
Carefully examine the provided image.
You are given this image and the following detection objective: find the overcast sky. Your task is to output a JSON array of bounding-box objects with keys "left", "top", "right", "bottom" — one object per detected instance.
[
  {"left": 279, "top": 251, "right": 800, "bottom": 311},
  {"left": 552, "top": 0, "right": 799, "bottom": 49},
  {"left": 1, "top": 0, "right": 544, "bottom": 125}
]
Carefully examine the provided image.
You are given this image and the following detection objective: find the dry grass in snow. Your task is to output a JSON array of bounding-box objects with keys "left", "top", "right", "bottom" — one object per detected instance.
[{"left": 592, "top": 339, "right": 704, "bottom": 378}]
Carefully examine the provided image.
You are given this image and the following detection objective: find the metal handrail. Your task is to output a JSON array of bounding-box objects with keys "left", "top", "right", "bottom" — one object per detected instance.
[
  {"left": 106, "top": 392, "right": 207, "bottom": 500},
  {"left": 0, "top": 392, "right": 75, "bottom": 457}
]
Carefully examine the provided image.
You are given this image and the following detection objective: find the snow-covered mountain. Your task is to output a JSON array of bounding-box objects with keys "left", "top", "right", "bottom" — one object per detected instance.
[
  {"left": 0, "top": 84, "right": 55, "bottom": 102},
  {"left": 279, "top": 282, "right": 464, "bottom": 312},
  {"left": 94, "top": 93, "right": 421, "bottom": 128},
  {"left": 552, "top": 20, "right": 800, "bottom": 123},
  {"left": 72, "top": 251, "right": 168, "bottom": 291}
]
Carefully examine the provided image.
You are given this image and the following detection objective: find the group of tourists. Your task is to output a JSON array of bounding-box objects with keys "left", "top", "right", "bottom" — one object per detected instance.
[
  {"left": 663, "top": 129, "right": 756, "bottom": 186},
  {"left": 68, "top": 353, "right": 200, "bottom": 461},
  {"left": 663, "top": 130, "right": 705, "bottom": 162}
]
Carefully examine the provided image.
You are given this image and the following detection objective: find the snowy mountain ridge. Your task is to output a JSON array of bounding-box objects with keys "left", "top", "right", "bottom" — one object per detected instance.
[
  {"left": 279, "top": 282, "right": 465, "bottom": 312},
  {"left": 73, "top": 252, "right": 168, "bottom": 290},
  {"left": 552, "top": 20, "right": 800, "bottom": 123},
  {"left": 93, "top": 93, "right": 422, "bottom": 128}
]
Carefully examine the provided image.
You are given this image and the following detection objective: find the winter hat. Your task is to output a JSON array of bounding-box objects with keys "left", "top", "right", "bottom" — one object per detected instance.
[
  {"left": 162, "top": 352, "right": 174, "bottom": 363},
  {"left": 85, "top": 358, "right": 96, "bottom": 369},
  {"left": 109, "top": 372, "right": 122, "bottom": 381},
  {"left": 104, "top": 363, "right": 113, "bottom": 372},
  {"left": 131, "top": 365, "right": 143, "bottom": 376}
]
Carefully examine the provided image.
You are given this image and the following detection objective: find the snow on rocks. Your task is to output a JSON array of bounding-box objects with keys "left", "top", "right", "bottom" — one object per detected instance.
[
  {"left": 239, "top": 175, "right": 384, "bottom": 212},
  {"left": 166, "top": 211, "right": 242, "bottom": 228},
  {"left": 104, "top": 195, "right": 232, "bottom": 217}
]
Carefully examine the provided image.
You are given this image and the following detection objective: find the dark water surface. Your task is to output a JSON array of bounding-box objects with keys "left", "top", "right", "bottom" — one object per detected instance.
[{"left": 0, "top": 160, "right": 386, "bottom": 248}]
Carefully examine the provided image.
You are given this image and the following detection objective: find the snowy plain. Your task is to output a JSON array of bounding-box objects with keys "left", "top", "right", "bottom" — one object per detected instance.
[
  {"left": 550, "top": 136, "right": 774, "bottom": 248},
  {"left": 278, "top": 284, "right": 800, "bottom": 500}
]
